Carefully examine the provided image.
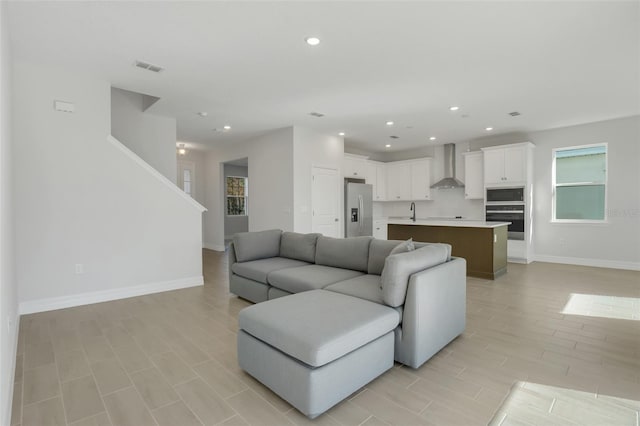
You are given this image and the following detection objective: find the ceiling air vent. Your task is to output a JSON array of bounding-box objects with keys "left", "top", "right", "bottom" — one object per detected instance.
[
  {"left": 390, "top": 135, "right": 399, "bottom": 139},
  {"left": 508, "top": 111, "right": 521, "bottom": 117},
  {"left": 309, "top": 112, "right": 325, "bottom": 118},
  {"left": 134, "top": 60, "right": 165, "bottom": 73}
]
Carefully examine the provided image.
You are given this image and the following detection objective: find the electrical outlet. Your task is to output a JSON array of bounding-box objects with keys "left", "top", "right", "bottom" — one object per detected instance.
[{"left": 75, "top": 264, "right": 84, "bottom": 274}]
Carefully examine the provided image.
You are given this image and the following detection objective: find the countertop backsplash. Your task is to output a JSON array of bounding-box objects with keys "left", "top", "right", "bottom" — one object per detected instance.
[{"left": 375, "top": 187, "right": 484, "bottom": 220}]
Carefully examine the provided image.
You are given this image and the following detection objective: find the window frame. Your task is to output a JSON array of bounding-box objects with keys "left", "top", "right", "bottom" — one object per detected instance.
[
  {"left": 551, "top": 143, "right": 608, "bottom": 224},
  {"left": 226, "top": 175, "right": 248, "bottom": 217}
]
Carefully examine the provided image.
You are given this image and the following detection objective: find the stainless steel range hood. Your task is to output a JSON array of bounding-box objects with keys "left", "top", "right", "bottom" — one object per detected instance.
[{"left": 430, "top": 143, "right": 465, "bottom": 189}]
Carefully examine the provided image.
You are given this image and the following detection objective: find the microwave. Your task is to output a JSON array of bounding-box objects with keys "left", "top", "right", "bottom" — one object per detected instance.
[{"left": 486, "top": 187, "right": 524, "bottom": 203}]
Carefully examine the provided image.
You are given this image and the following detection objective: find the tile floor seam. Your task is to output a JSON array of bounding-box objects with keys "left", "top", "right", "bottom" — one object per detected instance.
[{"left": 49, "top": 324, "right": 71, "bottom": 426}]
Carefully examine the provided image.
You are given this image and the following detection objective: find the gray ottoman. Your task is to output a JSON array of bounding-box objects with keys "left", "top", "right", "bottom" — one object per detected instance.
[{"left": 237, "top": 289, "right": 400, "bottom": 419}]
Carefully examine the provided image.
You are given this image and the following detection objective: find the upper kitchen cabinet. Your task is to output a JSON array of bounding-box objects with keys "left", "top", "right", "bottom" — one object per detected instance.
[
  {"left": 462, "top": 151, "right": 483, "bottom": 199},
  {"left": 343, "top": 154, "right": 368, "bottom": 179},
  {"left": 386, "top": 162, "right": 412, "bottom": 201},
  {"left": 482, "top": 142, "right": 535, "bottom": 186},
  {"left": 410, "top": 159, "right": 432, "bottom": 200},
  {"left": 368, "top": 161, "right": 387, "bottom": 201}
]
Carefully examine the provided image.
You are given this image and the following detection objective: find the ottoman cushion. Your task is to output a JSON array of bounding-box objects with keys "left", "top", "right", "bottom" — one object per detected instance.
[{"left": 238, "top": 290, "right": 400, "bottom": 367}]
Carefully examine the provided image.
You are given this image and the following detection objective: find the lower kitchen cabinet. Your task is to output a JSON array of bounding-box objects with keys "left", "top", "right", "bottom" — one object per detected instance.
[{"left": 373, "top": 219, "right": 387, "bottom": 239}]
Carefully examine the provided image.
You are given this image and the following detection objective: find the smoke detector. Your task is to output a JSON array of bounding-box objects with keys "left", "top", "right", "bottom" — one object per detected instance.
[{"left": 134, "top": 60, "right": 165, "bottom": 73}]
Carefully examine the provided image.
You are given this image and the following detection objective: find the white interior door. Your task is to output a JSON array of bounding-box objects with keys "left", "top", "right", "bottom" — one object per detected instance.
[{"left": 312, "top": 167, "right": 340, "bottom": 237}]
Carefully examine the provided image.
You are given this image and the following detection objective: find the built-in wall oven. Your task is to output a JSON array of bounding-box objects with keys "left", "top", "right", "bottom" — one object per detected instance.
[{"left": 486, "top": 187, "right": 526, "bottom": 240}]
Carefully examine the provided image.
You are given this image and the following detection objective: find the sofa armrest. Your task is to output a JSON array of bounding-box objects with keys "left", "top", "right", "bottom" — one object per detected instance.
[
  {"left": 395, "top": 257, "right": 466, "bottom": 368},
  {"left": 228, "top": 242, "right": 237, "bottom": 279}
]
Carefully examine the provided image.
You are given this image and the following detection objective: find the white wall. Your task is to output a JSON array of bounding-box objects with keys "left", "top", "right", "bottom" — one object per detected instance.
[
  {"left": 293, "top": 127, "right": 345, "bottom": 233},
  {"left": 13, "top": 61, "right": 205, "bottom": 310},
  {"left": 223, "top": 164, "right": 249, "bottom": 239},
  {"left": 111, "top": 87, "right": 177, "bottom": 183},
  {"left": 203, "top": 128, "right": 294, "bottom": 250},
  {"left": 469, "top": 116, "right": 640, "bottom": 268},
  {"left": 0, "top": 3, "right": 18, "bottom": 424}
]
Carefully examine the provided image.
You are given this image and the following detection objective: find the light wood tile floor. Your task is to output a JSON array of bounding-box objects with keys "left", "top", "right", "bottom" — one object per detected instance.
[{"left": 11, "top": 250, "right": 640, "bottom": 426}]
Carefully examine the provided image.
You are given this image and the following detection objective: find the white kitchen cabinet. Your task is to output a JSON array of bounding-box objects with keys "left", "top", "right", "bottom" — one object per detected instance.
[
  {"left": 386, "top": 163, "right": 411, "bottom": 201},
  {"left": 373, "top": 219, "right": 387, "bottom": 240},
  {"left": 369, "top": 162, "right": 386, "bottom": 201},
  {"left": 462, "top": 151, "right": 484, "bottom": 199},
  {"left": 343, "top": 154, "right": 368, "bottom": 179},
  {"left": 410, "top": 159, "right": 431, "bottom": 200},
  {"left": 482, "top": 144, "right": 529, "bottom": 185}
]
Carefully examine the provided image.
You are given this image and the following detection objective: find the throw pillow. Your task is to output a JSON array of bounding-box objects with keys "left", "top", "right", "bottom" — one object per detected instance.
[{"left": 389, "top": 238, "right": 415, "bottom": 255}]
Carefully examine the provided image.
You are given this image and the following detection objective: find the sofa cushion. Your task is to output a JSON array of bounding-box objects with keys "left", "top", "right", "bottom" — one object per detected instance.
[
  {"left": 324, "top": 274, "right": 383, "bottom": 304},
  {"left": 413, "top": 242, "right": 452, "bottom": 260},
  {"left": 315, "top": 236, "right": 373, "bottom": 273},
  {"left": 233, "top": 229, "right": 282, "bottom": 262},
  {"left": 368, "top": 239, "right": 407, "bottom": 275},
  {"left": 381, "top": 244, "right": 450, "bottom": 307},
  {"left": 238, "top": 289, "right": 400, "bottom": 367},
  {"left": 232, "top": 257, "right": 311, "bottom": 284},
  {"left": 268, "top": 265, "right": 364, "bottom": 293},
  {"left": 279, "top": 232, "right": 321, "bottom": 263},
  {"left": 325, "top": 275, "right": 403, "bottom": 323}
]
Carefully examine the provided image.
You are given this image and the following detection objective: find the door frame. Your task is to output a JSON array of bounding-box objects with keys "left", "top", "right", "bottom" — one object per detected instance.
[{"left": 311, "top": 166, "right": 341, "bottom": 238}]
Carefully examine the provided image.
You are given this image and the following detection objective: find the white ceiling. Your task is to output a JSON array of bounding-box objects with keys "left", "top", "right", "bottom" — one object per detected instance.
[{"left": 7, "top": 1, "right": 640, "bottom": 152}]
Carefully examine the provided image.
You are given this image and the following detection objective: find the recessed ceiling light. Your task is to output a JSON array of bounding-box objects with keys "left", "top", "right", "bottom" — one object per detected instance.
[
  {"left": 305, "top": 37, "right": 320, "bottom": 46},
  {"left": 429, "top": 136, "right": 436, "bottom": 141},
  {"left": 197, "top": 112, "right": 208, "bottom": 117},
  {"left": 223, "top": 125, "right": 232, "bottom": 130},
  {"left": 386, "top": 121, "right": 394, "bottom": 126},
  {"left": 449, "top": 106, "right": 460, "bottom": 111},
  {"left": 338, "top": 132, "right": 345, "bottom": 136},
  {"left": 385, "top": 144, "right": 391, "bottom": 148},
  {"left": 485, "top": 127, "right": 494, "bottom": 131},
  {"left": 177, "top": 143, "right": 187, "bottom": 155}
]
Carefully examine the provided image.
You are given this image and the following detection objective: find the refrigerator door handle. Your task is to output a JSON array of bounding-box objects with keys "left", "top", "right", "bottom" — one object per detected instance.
[{"left": 358, "top": 195, "right": 364, "bottom": 231}]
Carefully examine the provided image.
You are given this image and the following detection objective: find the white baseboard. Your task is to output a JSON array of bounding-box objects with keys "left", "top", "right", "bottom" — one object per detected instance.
[
  {"left": 2, "top": 313, "right": 19, "bottom": 426},
  {"left": 203, "top": 242, "right": 226, "bottom": 252},
  {"left": 19, "top": 276, "right": 204, "bottom": 315},
  {"left": 533, "top": 254, "right": 640, "bottom": 271}
]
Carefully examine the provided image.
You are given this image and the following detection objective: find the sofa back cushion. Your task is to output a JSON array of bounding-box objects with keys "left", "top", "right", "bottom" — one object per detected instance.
[
  {"left": 381, "top": 244, "right": 450, "bottom": 307},
  {"left": 280, "top": 232, "right": 321, "bottom": 263},
  {"left": 315, "top": 236, "right": 373, "bottom": 272},
  {"left": 368, "top": 239, "right": 415, "bottom": 275},
  {"left": 233, "top": 229, "right": 282, "bottom": 262},
  {"left": 414, "top": 241, "right": 452, "bottom": 260}
]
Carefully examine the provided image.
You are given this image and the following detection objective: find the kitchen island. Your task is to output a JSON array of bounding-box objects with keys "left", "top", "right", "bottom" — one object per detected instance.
[{"left": 387, "top": 219, "right": 510, "bottom": 279}]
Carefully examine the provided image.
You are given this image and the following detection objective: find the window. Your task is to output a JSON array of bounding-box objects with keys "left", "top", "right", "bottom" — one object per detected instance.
[
  {"left": 183, "top": 169, "right": 192, "bottom": 196},
  {"left": 552, "top": 144, "right": 607, "bottom": 222},
  {"left": 226, "top": 176, "right": 248, "bottom": 216}
]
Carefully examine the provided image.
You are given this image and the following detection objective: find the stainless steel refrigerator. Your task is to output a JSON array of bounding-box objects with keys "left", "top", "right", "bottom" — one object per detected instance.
[{"left": 345, "top": 181, "right": 373, "bottom": 237}]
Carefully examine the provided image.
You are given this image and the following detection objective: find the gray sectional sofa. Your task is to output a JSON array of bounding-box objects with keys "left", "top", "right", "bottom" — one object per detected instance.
[
  {"left": 231, "top": 230, "right": 467, "bottom": 417},
  {"left": 229, "top": 229, "right": 466, "bottom": 369}
]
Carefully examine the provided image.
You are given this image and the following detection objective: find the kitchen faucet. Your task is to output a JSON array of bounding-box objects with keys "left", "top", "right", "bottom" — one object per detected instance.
[{"left": 410, "top": 202, "right": 416, "bottom": 222}]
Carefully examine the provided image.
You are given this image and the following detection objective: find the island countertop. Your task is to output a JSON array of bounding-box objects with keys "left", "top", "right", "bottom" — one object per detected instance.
[{"left": 386, "top": 218, "right": 511, "bottom": 228}]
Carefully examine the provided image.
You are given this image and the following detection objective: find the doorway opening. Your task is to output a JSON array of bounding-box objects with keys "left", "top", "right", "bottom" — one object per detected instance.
[{"left": 223, "top": 158, "right": 249, "bottom": 248}]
